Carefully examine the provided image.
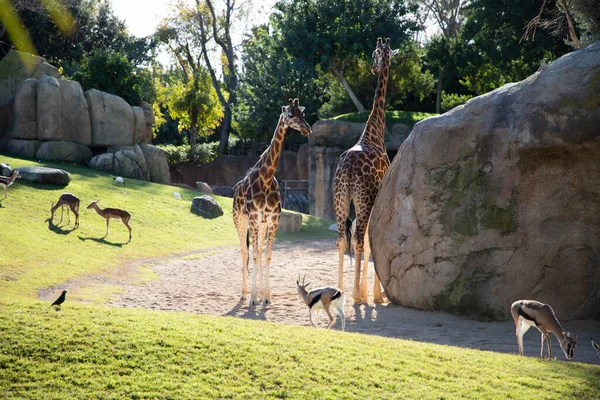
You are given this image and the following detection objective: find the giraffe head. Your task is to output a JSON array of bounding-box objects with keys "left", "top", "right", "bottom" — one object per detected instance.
[
  {"left": 281, "top": 98, "right": 312, "bottom": 136},
  {"left": 371, "top": 37, "right": 399, "bottom": 75}
]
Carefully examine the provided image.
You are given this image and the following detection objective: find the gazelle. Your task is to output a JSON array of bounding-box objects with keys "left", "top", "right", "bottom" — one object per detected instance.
[
  {"left": 296, "top": 275, "right": 346, "bottom": 331},
  {"left": 0, "top": 169, "right": 21, "bottom": 199},
  {"left": 50, "top": 193, "right": 80, "bottom": 228},
  {"left": 592, "top": 339, "right": 600, "bottom": 359},
  {"left": 87, "top": 200, "right": 132, "bottom": 240},
  {"left": 511, "top": 300, "right": 576, "bottom": 360}
]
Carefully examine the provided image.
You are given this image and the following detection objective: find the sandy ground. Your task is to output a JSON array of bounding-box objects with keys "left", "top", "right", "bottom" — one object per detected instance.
[{"left": 41, "top": 238, "right": 600, "bottom": 364}]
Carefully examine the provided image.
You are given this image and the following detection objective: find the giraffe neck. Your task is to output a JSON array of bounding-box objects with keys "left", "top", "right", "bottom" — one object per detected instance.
[
  {"left": 257, "top": 115, "right": 287, "bottom": 184},
  {"left": 359, "top": 53, "right": 390, "bottom": 151}
]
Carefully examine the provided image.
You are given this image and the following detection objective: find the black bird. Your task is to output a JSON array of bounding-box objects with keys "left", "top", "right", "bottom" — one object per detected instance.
[{"left": 51, "top": 290, "right": 67, "bottom": 306}]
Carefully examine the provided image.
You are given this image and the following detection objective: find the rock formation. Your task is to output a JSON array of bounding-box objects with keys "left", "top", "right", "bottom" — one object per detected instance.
[
  {"left": 0, "top": 51, "right": 170, "bottom": 185},
  {"left": 370, "top": 43, "right": 600, "bottom": 321}
]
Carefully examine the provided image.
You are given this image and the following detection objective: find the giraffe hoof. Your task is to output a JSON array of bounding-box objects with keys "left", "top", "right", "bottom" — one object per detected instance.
[
  {"left": 374, "top": 297, "right": 386, "bottom": 304},
  {"left": 263, "top": 297, "right": 271, "bottom": 306},
  {"left": 353, "top": 296, "right": 365, "bottom": 305},
  {"left": 249, "top": 298, "right": 259, "bottom": 307}
]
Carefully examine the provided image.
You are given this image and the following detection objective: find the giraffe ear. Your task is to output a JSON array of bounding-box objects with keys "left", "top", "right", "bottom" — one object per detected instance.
[
  {"left": 282, "top": 106, "right": 287, "bottom": 114},
  {"left": 298, "top": 106, "right": 305, "bottom": 112},
  {"left": 385, "top": 37, "right": 391, "bottom": 45},
  {"left": 391, "top": 49, "right": 399, "bottom": 57}
]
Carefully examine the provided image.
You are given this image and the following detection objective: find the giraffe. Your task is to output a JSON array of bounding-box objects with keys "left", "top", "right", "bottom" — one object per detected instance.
[
  {"left": 233, "top": 98, "right": 312, "bottom": 307},
  {"left": 333, "top": 38, "right": 398, "bottom": 304}
]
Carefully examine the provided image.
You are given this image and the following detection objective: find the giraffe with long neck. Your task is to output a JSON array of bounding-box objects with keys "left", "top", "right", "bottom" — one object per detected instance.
[
  {"left": 233, "top": 98, "right": 312, "bottom": 307},
  {"left": 333, "top": 38, "right": 398, "bottom": 304}
]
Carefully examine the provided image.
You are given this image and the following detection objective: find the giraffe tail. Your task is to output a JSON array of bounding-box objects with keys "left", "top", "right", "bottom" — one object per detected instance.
[{"left": 345, "top": 217, "right": 353, "bottom": 267}]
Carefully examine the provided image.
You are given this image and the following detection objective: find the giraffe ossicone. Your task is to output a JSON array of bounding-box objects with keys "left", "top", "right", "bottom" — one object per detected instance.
[
  {"left": 232, "top": 98, "right": 312, "bottom": 308},
  {"left": 333, "top": 38, "right": 398, "bottom": 305}
]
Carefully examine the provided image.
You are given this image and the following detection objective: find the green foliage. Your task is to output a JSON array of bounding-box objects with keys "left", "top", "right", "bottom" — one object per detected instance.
[
  {"left": 71, "top": 51, "right": 153, "bottom": 105},
  {"left": 441, "top": 91, "right": 473, "bottom": 112},
  {"left": 156, "top": 142, "right": 219, "bottom": 164},
  {"left": 572, "top": 0, "right": 600, "bottom": 45},
  {"left": 333, "top": 110, "right": 437, "bottom": 127},
  {"left": 235, "top": 24, "right": 327, "bottom": 146}
]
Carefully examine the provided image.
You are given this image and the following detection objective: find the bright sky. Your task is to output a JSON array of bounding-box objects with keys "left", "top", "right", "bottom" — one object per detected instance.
[{"left": 110, "top": 0, "right": 278, "bottom": 65}]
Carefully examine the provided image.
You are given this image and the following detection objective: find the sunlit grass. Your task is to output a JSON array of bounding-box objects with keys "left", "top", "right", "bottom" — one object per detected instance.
[
  {"left": 0, "top": 301, "right": 598, "bottom": 399},
  {"left": 0, "top": 153, "right": 334, "bottom": 301}
]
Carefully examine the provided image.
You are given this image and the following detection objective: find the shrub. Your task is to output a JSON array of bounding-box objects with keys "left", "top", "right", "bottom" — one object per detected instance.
[{"left": 441, "top": 91, "right": 473, "bottom": 113}]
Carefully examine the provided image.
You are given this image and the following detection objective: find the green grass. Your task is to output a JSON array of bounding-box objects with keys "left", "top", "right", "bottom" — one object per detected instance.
[
  {"left": 333, "top": 110, "right": 437, "bottom": 128},
  {"left": 0, "top": 153, "right": 334, "bottom": 301},
  {"left": 1, "top": 300, "right": 599, "bottom": 399},
  {"left": 1, "top": 153, "right": 599, "bottom": 399}
]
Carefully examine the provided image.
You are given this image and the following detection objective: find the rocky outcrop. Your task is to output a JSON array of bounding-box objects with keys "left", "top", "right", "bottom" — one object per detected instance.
[
  {"left": 196, "top": 181, "right": 213, "bottom": 194},
  {"left": 17, "top": 166, "right": 70, "bottom": 186},
  {"left": 140, "top": 144, "right": 171, "bottom": 184},
  {"left": 191, "top": 196, "right": 223, "bottom": 217},
  {"left": 0, "top": 51, "right": 157, "bottom": 178},
  {"left": 370, "top": 43, "right": 600, "bottom": 321},
  {"left": 309, "top": 146, "right": 342, "bottom": 220},
  {"left": 36, "top": 141, "right": 93, "bottom": 164}
]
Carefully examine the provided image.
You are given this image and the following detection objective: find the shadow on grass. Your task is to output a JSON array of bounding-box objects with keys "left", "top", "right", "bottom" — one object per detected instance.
[
  {"left": 77, "top": 235, "right": 129, "bottom": 247},
  {"left": 46, "top": 218, "right": 77, "bottom": 235}
]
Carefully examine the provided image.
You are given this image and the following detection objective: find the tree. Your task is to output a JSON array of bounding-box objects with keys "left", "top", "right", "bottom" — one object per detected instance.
[
  {"left": 415, "top": 0, "right": 468, "bottom": 113},
  {"left": 155, "top": 3, "right": 223, "bottom": 152},
  {"left": 273, "top": 0, "right": 419, "bottom": 113},
  {"left": 194, "top": 0, "right": 244, "bottom": 154},
  {"left": 235, "top": 23, "right": 327, "bottom": 146}
]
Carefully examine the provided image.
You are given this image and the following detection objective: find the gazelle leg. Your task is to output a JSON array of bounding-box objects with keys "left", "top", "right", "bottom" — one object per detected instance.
[
  {"left": 546, "top": 333, "right": 552, "bottom": 359},
  {"left": 60, "top": 205, "right": 64, "bottom": 223},
  {"left": 309, "top": 310, "right": 317, "bottom": 328},
  {"left": 324, "top": 308, "right": 335, "bottom": 329},
  {"left": 516, "top": 319, "right": 530, "bottom": 355},
  {"left": 338, "top": 305, "right": 346, "bottom": 331},
  {"left": 540, "top": 332, "right": 546, "bottom": 359},
  {"left": 105, "top": 219, "right": 110, "bottom": 237},
  {"left": 123, "top": 220, "right": 132, "bottom": 239}
]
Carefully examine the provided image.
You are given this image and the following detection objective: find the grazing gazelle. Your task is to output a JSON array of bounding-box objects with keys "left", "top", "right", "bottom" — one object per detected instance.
[
  {"left": 0, "top": 169, "right": 21, "bottom": 199},
  {"left": 511, "top": 300, "right": 576, "bottom": 360},
  {"left": 50, "top": 193, "right": 80, "bottom": 228},
  {"left": 592, "top": 339, "right": 600, "bottom": 359},
  {"left": 296, "top": 275, "right": 346, "bottom": 331},
  {"left": 87, "top": 200, "right": 132, "bottom": 240}
]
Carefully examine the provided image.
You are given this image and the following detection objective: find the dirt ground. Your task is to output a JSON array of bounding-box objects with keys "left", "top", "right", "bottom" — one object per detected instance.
[{"left": 42, "top": 238, "right": 600, "bottom": 365}]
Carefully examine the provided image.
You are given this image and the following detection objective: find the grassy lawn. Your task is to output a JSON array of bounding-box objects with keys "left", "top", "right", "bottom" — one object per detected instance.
[
  {"left": 333, "top": 110, "right": 437, "bottom": 128},
  {"left": 1, "top": 153, "right": 599, "bottom": 399},
  {"left": 0, "top": 153, "right": 334, "bottom": 301}
]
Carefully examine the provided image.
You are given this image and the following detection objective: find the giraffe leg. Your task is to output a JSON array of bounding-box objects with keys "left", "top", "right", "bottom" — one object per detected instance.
[
  {"left": 248, "top": 215, "right": 262, "bottom": 307},
  {"left": 364, "top": 224, "right": 385, "bottom": 303},
  {"left": 353, "top": 212, "right": 370, "bottom": 304},
  {"left": 234, "top": 215, "right": 249, "bottom": 301},
  {"left": 334, "top": 196, "right": 351, "bottom": 291},
  {"left": 263, "top": 216, "right": 279, "bottom": 306},
  {"left": 256, "top": 221, "right": 267, "bottom": 303}
]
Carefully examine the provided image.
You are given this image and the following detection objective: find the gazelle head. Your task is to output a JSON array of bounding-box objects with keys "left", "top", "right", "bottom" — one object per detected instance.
[
  {"left": 296, "top": 274, "right": 311, "bottom": 296},
  {"left": 592, "top": 339, "right": 600, "bottom": 359},
  {"left": 87, "top": 200, "right": 100, "bottom": 209},
  {"left": 281, "top": 98, "right": 312, "bottom": 136},
  {"left": 13, "top": 170, "right": 21, "bottom": 179},
  {"left": 560, "top": 332, "right": 577, "bottom": 359}
]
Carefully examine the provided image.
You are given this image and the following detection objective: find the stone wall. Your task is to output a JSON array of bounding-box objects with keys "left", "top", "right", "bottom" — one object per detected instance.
[{"left": 369, "top": 42, "right": 600, "bottom": 321}]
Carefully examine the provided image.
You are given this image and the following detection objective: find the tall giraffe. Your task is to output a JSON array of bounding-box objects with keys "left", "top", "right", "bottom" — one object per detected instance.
[
  {"left": 333, "top": 38, "right": 398, "bottom": 304},
  {"left": 233, "top": 98, "right": 312, "bottom": 307}
]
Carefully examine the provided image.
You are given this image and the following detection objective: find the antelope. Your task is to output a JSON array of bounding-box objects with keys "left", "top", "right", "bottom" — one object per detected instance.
[
  {"left": 592, "top": 339, "right": 600, "bottom": 359},
  {"left": 50, "top": 193, "right": 80, "bottom": 228},
  {"left": 511, "top": 300, "right": 576, "bottom": 360},
  {"left": 87, "top": 200, "right": 132, "bottom": 240},
  {"left": 296, "top": 274, "right": 346, "bottom": 331},
  {"left": 0, "top": 169, "right": 21, "bottom": 199}
]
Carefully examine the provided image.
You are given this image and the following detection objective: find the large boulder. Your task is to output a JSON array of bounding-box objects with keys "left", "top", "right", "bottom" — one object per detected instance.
[
  {"left": 196, "top": 181, "right": 214, "bottom": 194},
  {"left": 308, "top": 146, "right": 343, "bottom": 220},
  {"left": 191, "top": 196, "right": 224, "bottom": 217},
  {"left": 10, "top": 79, "right": 38, "bottom": 140},
  {"left": 4, "top": 139, "right": 41, "bottom": 158},
  {"left": 370, "top": 43, "right": 600, "bottom": 321},
  {"left": 86, "top": 89, "right": 134, "bottom": 147},
  {"left": 0, "top": 51, "right": 46, "bottom": 98},
  {"left": 296, "top": 143, "right": 310, "bottom": 181},
  {"left": 109, "top": 145, "right": 150, "bottom": 181},
  {"left": 58, "top": 80, "right": 92, "bottom": 145},
  {"left": 36, "top": 141, "right": 93, "bottom": 165},
  {"left": 140, "top": 101, "right": 154, "bottom": 143},
  {"left": 139, "top": 144, "right": 171, "bottom": 184},
  {"left": 88, "top": 152, "right": 115, "bottom": 172},
  {"left": 37, "top": 76, "right": 61, "bottom": 141},
  {"left": 17, "top": 166, "right": 70, "bottom": 186}
]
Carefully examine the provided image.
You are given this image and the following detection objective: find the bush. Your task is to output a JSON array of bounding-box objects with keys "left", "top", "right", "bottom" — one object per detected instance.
[
  {"left": 441, "top": 91, "right": 473, "bottom": 113},
  {"left": 157, "top": 143, "right": 219, "bottom": 164}
]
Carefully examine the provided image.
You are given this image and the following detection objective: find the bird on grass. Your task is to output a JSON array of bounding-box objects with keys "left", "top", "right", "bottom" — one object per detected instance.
[
  {"left": 51, "top": 290, "right": 67, "bottom": 307},
  {"left": 114, "top": 176, "right": 125, "bottom": 186}
]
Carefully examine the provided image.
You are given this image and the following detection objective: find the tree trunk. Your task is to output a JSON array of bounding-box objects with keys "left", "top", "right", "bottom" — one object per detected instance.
[
  {"left": 218, "top": 105, "right": 232, "bottom": 154},
  {"left": 330, "top": 64, "right": 366, "bottom": 113},
  {"left": 435, "top": 67, "right": 444, "bottom": 114}
]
